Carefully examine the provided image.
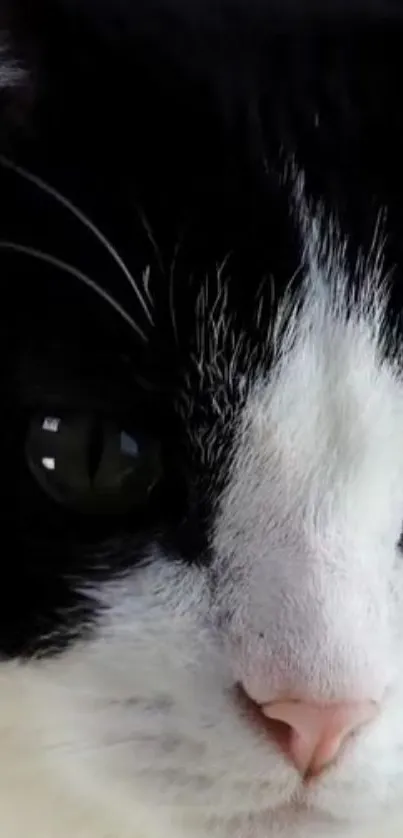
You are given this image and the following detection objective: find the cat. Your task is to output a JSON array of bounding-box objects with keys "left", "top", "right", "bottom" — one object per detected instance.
[{"left": 3, "top": 0, "right": 403, "bottom": 836}]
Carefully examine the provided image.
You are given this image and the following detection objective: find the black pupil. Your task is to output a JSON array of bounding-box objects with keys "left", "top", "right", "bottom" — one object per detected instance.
[{"left": 26, "top": 413, "right": 160, "bottom": 514}]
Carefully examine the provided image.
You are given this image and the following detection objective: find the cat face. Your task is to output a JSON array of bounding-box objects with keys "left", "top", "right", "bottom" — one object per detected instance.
[{"left": 4, "top": 2, "right": 403, "bottom": 837}]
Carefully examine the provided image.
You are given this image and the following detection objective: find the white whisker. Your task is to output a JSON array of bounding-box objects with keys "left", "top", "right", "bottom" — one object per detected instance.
[
  {"left": 137, "top": 207, "right": 164, "bottom": 274},
  {"left": 0, "top": 155, "right": 154, "bottom": 326},
  {"left": 142, "top": 265, "right": 153, "bottom": 308},
  {"left": 0, "top": 241, "right": 148, "bottom": 343}
]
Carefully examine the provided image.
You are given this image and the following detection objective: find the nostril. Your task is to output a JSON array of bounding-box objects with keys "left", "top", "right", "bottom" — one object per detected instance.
[
  {"left": 262, "top": 699, "right": 379, "bottom": 777},
  {"left": 260, "top": 715, "right": 296, "bottom": 760},
  {"left": 236, "top": 686, "right": 379, "bottom": 778},
  {"left": 235, "top": 685, "right": 295, "bottom": 754}
]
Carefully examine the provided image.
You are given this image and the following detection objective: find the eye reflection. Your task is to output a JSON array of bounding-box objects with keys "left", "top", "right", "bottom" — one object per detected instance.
[{"left": 26, "top": 411, "right": 162, "bottom": 514}]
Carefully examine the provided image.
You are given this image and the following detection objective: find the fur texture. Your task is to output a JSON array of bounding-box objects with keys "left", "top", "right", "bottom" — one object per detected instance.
[{"left": 4, "top": 2, "right": 403, "bottom": 837}]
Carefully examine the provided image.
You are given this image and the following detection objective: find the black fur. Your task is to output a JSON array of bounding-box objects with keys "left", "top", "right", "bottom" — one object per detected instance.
[{"left": 4, "top": 0, "right": 403, "bottom": 656}]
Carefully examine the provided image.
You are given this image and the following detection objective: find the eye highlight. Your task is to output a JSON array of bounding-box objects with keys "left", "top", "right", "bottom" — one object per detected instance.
[{"left": 26, "top": 412, "right": 162, "bottom": 514}]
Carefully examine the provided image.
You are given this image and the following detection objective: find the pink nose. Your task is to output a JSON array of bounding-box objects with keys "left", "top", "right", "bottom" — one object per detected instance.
[{"left": 261, "top": 699, "right": 378, "bottom": 777}]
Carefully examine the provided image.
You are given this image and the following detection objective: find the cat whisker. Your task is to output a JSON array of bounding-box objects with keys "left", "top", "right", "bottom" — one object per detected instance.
[
  {"left": 0, "top": 240, "right": 148, "bottom": 343},
  {"left": 0, "top": 155, "right": 154, "bottom": 326},
  {"left": 137, "top": 207, "right": 164, "bottom": 275},
  {"left": 142, "top": 264, "right": 153, "bottom": 308}
]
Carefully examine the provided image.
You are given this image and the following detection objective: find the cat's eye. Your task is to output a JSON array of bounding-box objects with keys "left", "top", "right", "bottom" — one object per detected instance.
[{"left": 25, "top": 412, "right": 162, "bottom": 514}]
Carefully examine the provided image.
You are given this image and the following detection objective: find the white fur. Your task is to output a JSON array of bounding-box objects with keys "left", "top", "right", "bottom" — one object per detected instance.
[{"left": 5, "top": 192, "right": 403, "bottom": 837}]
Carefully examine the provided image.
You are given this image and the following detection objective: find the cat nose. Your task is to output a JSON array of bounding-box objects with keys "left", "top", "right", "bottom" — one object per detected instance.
[{"left": 259, "top": 699, "right": 378, "bottom": 777}]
